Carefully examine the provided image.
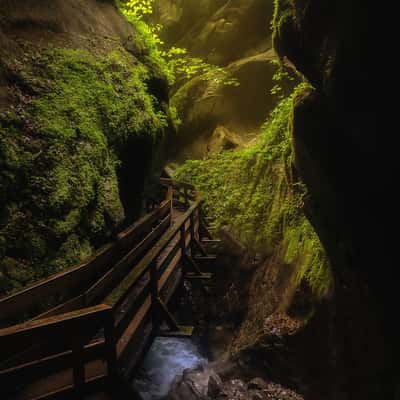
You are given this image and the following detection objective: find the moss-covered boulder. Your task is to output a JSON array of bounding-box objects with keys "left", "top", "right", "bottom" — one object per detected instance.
[
  {"left": 0, "top": 0, "right": 172, "bottom": 294},
  {"left": 175, "top": 90, "right": 333, "bottom": 371},
  {"left": 175, "top": 89, "right": 332, "bottom": 295},
  {"left": 171, "top": 50, "right": 296, "bottom": 160}
]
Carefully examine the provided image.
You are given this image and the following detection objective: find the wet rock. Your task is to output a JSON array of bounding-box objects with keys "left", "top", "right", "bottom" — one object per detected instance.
[
  {"left": 208, "top": 372, "right": 223, "bottom": 398},
  {"left": 216, "top": 379, "right": 248, "bottom": 400},
  {"left": 207, "top": 125, "right": 243, "bottom": 154},
  {"left": 168, "top": 366, "right": 221, "bottom": 400},
  {"left": 248, "top": 378, "right": 269, "bottom": 391},
  {"left": 168, "top": 364, "right": 304, "bottom": 400}
]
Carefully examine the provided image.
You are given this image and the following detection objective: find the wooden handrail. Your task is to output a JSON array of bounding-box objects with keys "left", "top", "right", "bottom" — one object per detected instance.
[
  {"left": 84, "top": 212, "right": 172, "bottom": 306},
  {"left": 0, "top": 179, "right": 207, "bottom": 399},
  {"left": 105, "top": 200, "right": 200, "bottom": 309},
  {"left": 0, "top": 200, "right": 172, "bottom": 325},
  {"left": 160, "top": 178, "right": 195, "bottom": 191},
  {"left": 0, "top": 305, "right": 111, "bottom": 356},
  {"left": 0, "top": 305, "right": 115, "bottom": 397}
]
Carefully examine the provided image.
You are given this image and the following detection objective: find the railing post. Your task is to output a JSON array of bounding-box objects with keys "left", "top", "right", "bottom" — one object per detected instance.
[
  {"left": 190, "top": 211, "right": 196, "bottom": 254},
  {"left": 104, "top": 312, "right": 118, "bottom": 382},
  {"left": 180, "top": 224, "right": 187, "bottom": 256},
  {"left": 183, "top": 187, "right": 189, "bottom": 207},
  {"left": 150, "top": 261, "right": 161, "bottom": 331},
  {"left": 72, "top": 340, "right": 85, "bottom": 399},
  {"left": 166, "top": 185, "right": 173, "bottom": 202}
]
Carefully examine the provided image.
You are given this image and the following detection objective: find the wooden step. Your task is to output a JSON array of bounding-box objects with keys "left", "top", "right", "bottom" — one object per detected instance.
[
  {"left": 159, "top": 325, "right": 194, "bottom": 337},
  {"left": 193, "top": 256, "right": 217, "bottom": 262},
  {"left": 185, "top": 272, "right": 213, "bottom": 280}
]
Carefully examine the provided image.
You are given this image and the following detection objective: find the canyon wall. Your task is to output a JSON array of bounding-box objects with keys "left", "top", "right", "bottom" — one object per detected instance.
[
  {"left": 274, "top": 0, "right": 394, "bottom": 397},
  {"left": 0, "top": 0, "right": 172, "bottom": 293}
]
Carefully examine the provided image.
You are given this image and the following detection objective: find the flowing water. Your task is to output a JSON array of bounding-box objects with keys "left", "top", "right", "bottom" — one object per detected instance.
[{"left": 133, "top": 336, "right": 208, "bottom": 399}]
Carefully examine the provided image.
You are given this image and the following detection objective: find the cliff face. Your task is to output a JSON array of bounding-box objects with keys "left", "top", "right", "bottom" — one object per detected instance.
[
  {"left": 0, "top": 0, "right": 172, "bottom": 293},
  {"left": 152, "top": 0, "right": 295, "bottom": 160},
  {"left": 152, "top": 0, "right": 273, "bottom": 66},
  {"left": 274, "top": 1, "right": 395, "bottom": 397}
]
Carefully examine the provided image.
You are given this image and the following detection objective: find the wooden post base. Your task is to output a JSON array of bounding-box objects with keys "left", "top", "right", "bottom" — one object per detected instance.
[
  {"left": 193, "top": 255, "right": 217, "bottom": 262},
  {"left": 185, "top": 272, "right": 213, "bottom": 280},
  {"left": 159, "top": 325, "right": 194, "bottom": 337}
]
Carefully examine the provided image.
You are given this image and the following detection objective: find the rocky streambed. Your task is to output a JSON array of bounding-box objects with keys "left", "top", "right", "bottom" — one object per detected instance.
[{"left": 132, "top": 252, "right": 304, "bottom": 400}]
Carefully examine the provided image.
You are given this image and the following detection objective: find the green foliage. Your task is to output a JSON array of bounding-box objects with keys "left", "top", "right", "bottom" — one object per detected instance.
[
  {"left": 121, "top": 0, "right": 154, "bottom": 18},
  {"left": 270, "top": 59, "right": 296, "bottom": 99},
  {"left": 117, "top": 0, "right": 238, "bottom": 87},
  {"left": 0, "top": 45, "right": 167, "bottom": 293},
  {"left": 175, "top": 85, "right": 332, "bottom": 297}
]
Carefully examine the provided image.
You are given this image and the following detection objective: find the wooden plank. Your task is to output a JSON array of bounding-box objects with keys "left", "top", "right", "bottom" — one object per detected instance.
[
  {"left": 158, "top": 250, "right": 182, "bottom": 291},
  {"left": 0, "top": 305, "right": 111, "bottom": 360},
  {"left": 113, "top": 275, "right": 150, "bottom": 340},
  {"left": 120, "top": 259, "right": 185, "bottom": 377},
  {"left": 157, "top": 240, "right": 180, "bottom": 278},
  {"left": 85, "top": 214, "right": 171, "bottom": 305},
  {"left": 105, "top": 201, "right": 200, "bottom": 309},
  {"left": 33, "top": 294, "right": 86, "bottom": 321},
  {"left": 113, "top": 234, "right": 181, "bottom": 341},
  {"left": 115, "top": 216, "right": 194, "bottom": 357},
  {"left": 0, "top": 340, "right": 105, "bottom": 387},
  {"left": 0, "top": 295, "right": 85, "bottom": 372},
  {"left": 117, "top": 298, "right": 151, "bottom": 357},
  {"left": 13, "top": 370, "right": 107, "bottom": 400},
  {"left": 160, "top": 178, "right": 195, "bottom": 191},
  {"left": 116, "top": 201, "right": 170, "bottom": 251}
]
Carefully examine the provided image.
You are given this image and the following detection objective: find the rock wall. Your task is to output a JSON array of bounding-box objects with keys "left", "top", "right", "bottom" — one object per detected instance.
[
  {"left": 152, "top": 0, "right": 273, "bottom": 66},
  {"left": 273, "top": 0, "right": 395, "bottom": 397},
  {"left": 152, "top": 0, "right": 295, "bottom": 160},
  {"left": 0, "top": 0, "right": 172, "bottom": 293}
]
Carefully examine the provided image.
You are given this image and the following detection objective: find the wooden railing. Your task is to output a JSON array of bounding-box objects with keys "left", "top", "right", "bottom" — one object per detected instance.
[
  {"left": 0, "top": 305, "right": 116, "bottom": 399},
  {"left": 160, "top": 178, "right": 197, "bottom": 208},
  {"left": 0, "top": 180, "right": 213, "bottom": 399},
  {"left": 0, "top": 199, "right": 172, "bottom": 326}
]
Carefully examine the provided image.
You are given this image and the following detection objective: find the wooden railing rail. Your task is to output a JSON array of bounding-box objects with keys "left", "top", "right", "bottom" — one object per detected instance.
[
  {"left": 0, "top": 178, "right": 212, "bottom": 399},
  {"left": 160, "top": 178, "right": 197, "bottom": 207},
  {"left": 0, "top": 304, "right": 115, "bottom": 398},
  {"left": 107, "top": 200, "right": 202, "bottom": 368},
  {"left": 0, "top": 200, "right": 172, "bottom": 326}
]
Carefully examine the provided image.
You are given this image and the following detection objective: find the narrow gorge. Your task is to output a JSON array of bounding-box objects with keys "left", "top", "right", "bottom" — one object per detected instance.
[{"left": 0, "top": 1, "right": 395, "bottom": 400}]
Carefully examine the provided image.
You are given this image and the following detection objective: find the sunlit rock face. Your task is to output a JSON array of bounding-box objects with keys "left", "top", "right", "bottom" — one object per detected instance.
[
  {"left": 171, "top": 49, "right": 293, "bottom": 160},
  {"left": 152, "top": 0, "right": 273, "bottom": 65},
  {"left": 152, "top": 0, "right": 294, "bottom": 160},
  {"left": 274, "top": 0, "right": 395, "bottom": 398}
]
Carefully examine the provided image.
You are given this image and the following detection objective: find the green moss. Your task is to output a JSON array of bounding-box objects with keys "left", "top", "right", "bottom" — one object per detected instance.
[
  {"left": 175, "top": 85, "right": 333, "bottom": 297},
  {"left": 0, "top": 44, "right": 168, "bottom": 294},
  {"left": 117, "top": 1, "right": 174, "bottom": 85}
]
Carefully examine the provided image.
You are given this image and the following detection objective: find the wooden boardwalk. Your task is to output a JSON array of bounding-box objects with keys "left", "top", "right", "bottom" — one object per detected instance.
[{"left": 0, "top": 180, "right": 216, "bottom": 399}]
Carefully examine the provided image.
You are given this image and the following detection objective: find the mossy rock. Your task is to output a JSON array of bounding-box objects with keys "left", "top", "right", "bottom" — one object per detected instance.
[
  {"left": 175, "top": 86, "right": 332, "bottom": 298},
  {"left": 1, "top": 257, "right": 35, "bottom": 285},
  {"left": 0, "top": 15, "right": 171, "bottom": 294}
]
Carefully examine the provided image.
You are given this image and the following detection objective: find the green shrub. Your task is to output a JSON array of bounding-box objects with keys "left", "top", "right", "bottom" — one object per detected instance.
[{"left": 175, "top": 85, "right": 332, "bottom": 297}]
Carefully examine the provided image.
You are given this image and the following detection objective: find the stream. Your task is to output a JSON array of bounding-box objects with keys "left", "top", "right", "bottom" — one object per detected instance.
[
  {"left": 131, "top": 257, "right": 234, "bottom": 399},
  {"left": 132, "top": 336, "right": 208, "bottom": 399}
]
